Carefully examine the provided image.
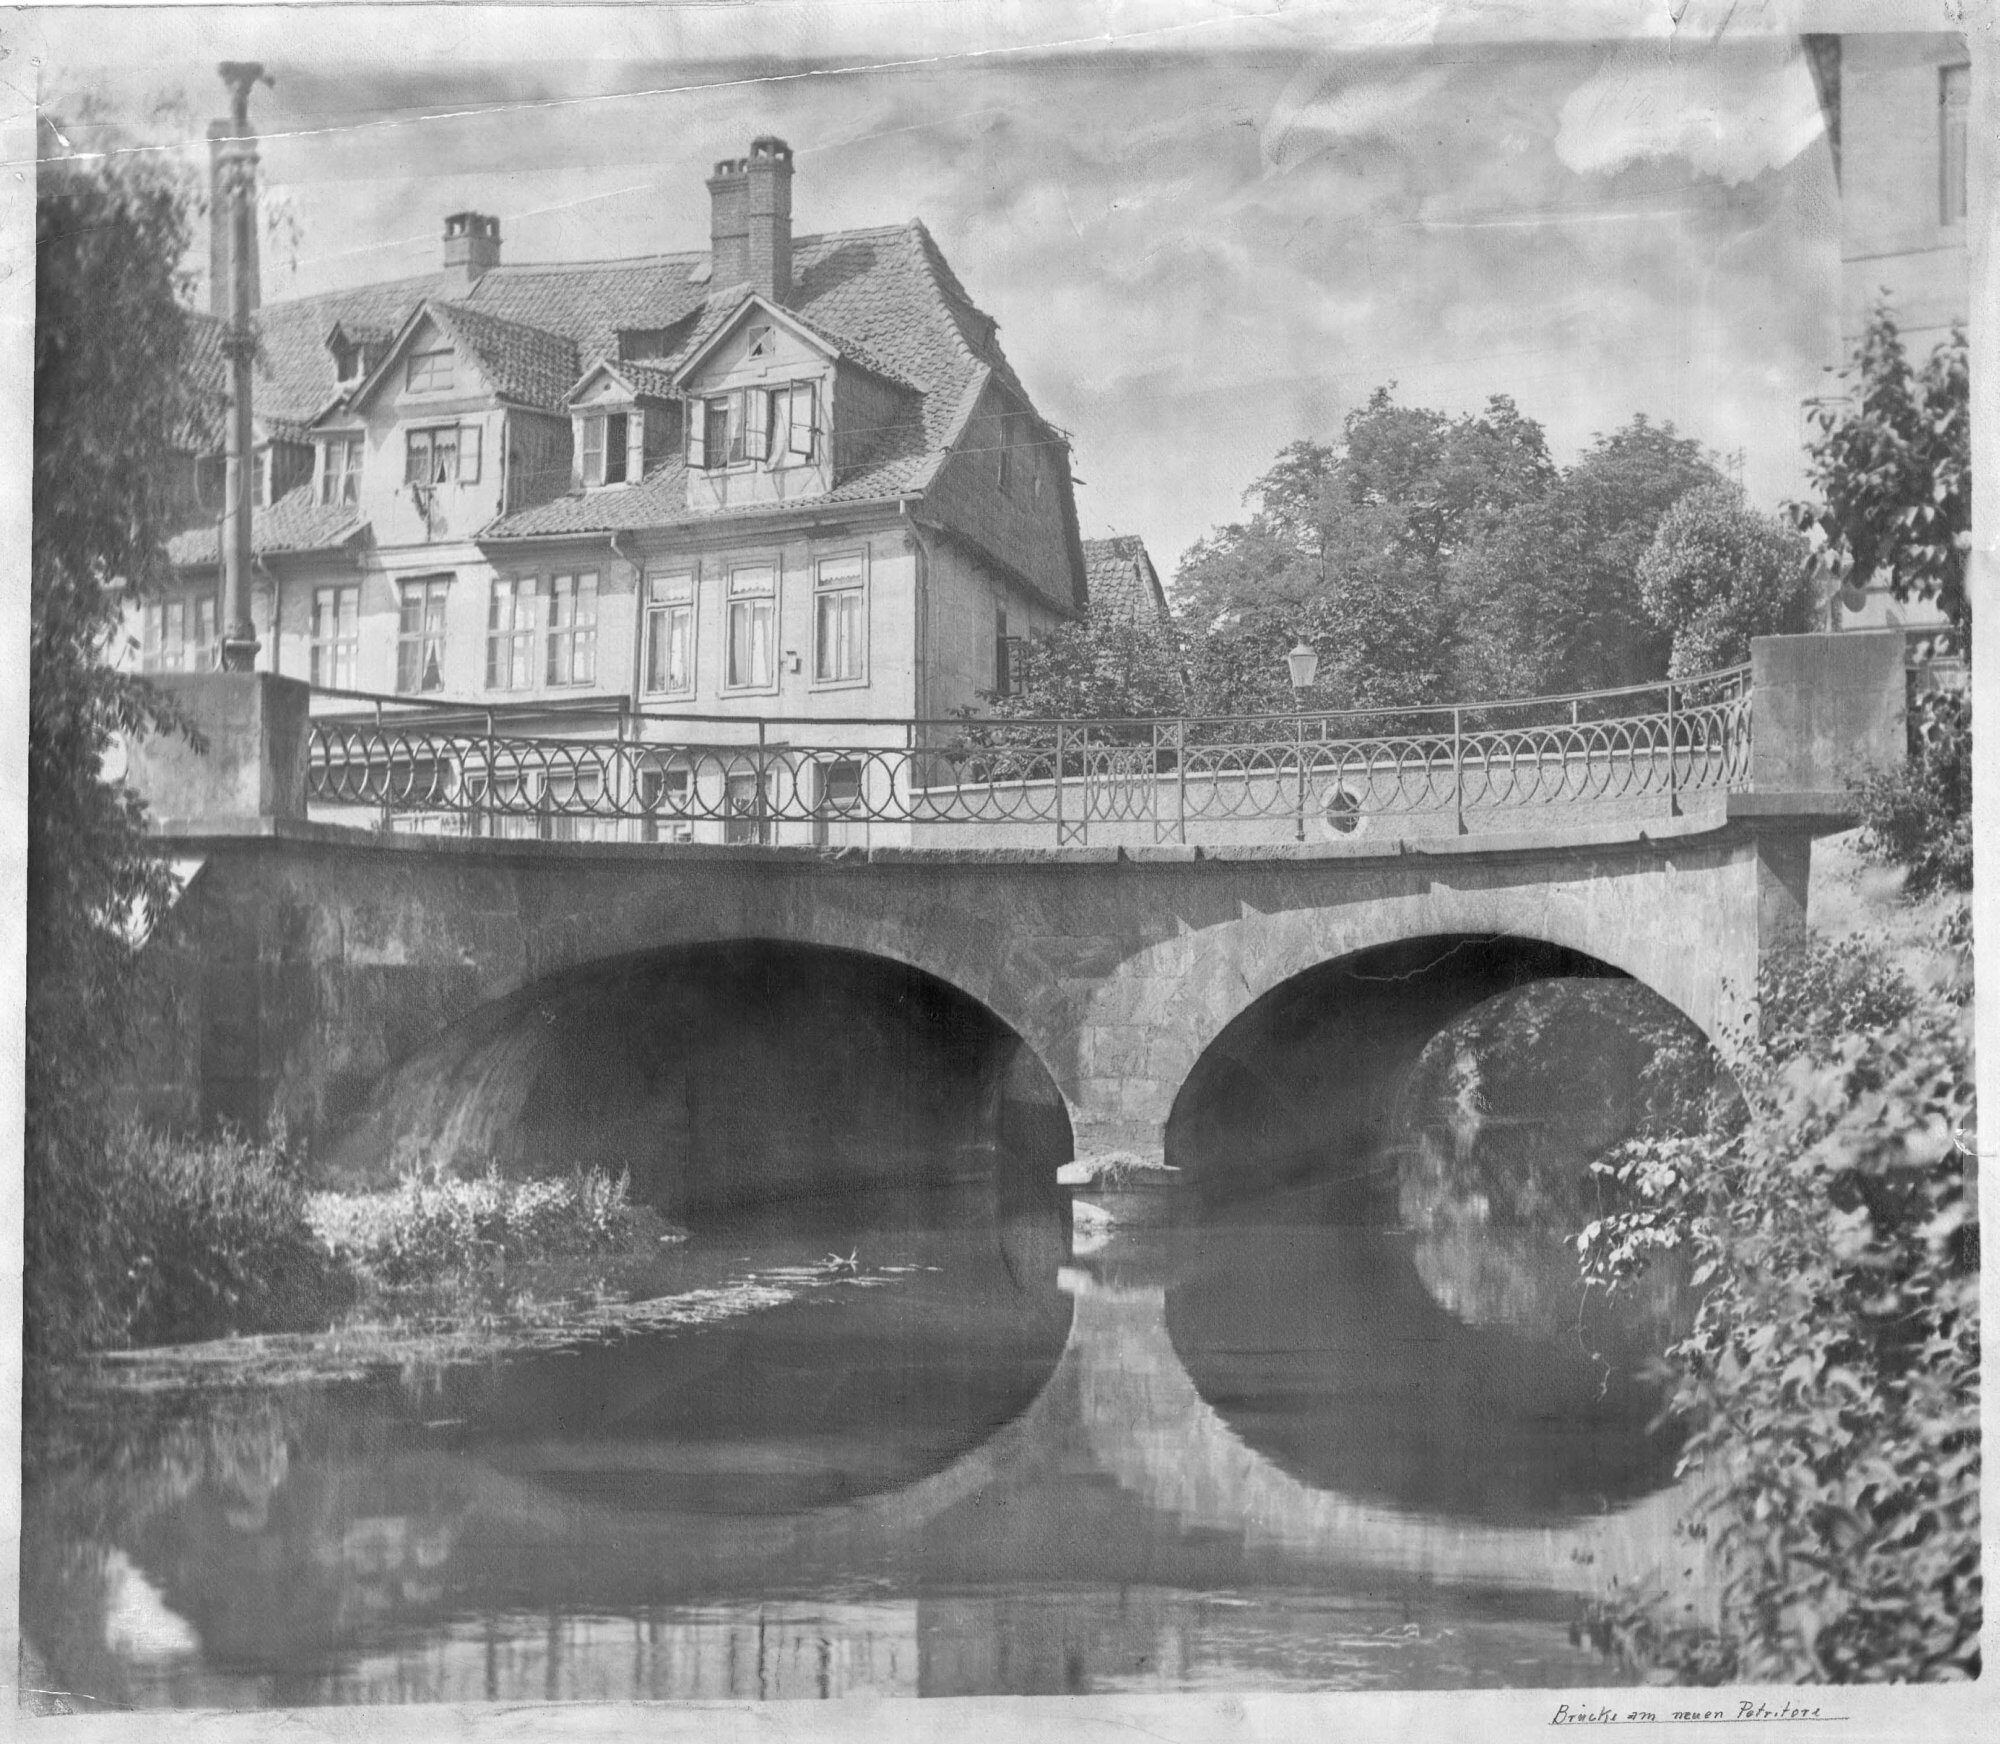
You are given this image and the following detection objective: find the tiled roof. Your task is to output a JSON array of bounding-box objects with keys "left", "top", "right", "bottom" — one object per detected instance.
[
  {"left": 167, "top": 484, "right": 367, "bottom": 568},
  {"left": 427, "top": 302, "right": 579, "bottom": 411},
  {"left": 188, "top": 213, "right": 1076, "bottom": 605},
  {"left": 1083, "top": 535, "right": 1171, "bottom": 624}
]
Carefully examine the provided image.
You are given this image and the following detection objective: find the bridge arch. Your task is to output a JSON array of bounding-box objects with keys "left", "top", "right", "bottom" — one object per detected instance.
[
  {"left": 1064, "top": 846, "right": 1749, "bottom": 1166},
  {"left": 321, "top": 935, "right": 1074, "bottom": 1213}
]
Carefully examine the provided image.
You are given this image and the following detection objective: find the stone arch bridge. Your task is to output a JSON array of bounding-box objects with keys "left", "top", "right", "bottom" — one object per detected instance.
[{"left": 125, "top": 633, "right": 1904, "bottom": 1177}]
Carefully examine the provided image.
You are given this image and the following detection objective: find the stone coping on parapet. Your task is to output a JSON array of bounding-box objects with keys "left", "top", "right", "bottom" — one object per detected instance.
[{"left": 148, "top": 788, "right": 1856, "bottom": 870}]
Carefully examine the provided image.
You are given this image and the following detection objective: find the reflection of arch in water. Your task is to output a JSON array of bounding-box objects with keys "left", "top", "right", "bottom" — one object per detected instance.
[
  {"left": 1063, "top": 1273, "right": 1694, "bottom": 1602},
  {"left": 323, "top": 939, "right": 1074, "bottom": 1216}
]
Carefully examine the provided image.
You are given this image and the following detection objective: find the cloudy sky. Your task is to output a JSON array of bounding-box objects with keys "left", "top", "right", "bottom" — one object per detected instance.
[{"left": 30, "top": 1, "right": 1891, "bottom": 581}]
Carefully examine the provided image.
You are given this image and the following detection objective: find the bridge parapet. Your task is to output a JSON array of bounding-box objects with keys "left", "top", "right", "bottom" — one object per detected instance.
[{"left": 123, "top": 633, "right": 1905, "bottom": 858}]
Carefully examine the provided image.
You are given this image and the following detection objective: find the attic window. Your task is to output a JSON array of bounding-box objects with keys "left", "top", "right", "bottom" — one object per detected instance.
[
  {"left": 746, "top": 324, "right": 775, "bottom": 360},
  {"left": 407, "top": 348, "right": 455, "bottom": 393},
  {"left": 579, "top": 409, "right": 644, "bottom": 488}
]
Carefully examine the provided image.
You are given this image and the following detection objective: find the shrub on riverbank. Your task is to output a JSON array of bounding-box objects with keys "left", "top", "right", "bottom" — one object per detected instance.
[
  {"left": 309, "top": 1163, "right": 656, "bottom": 1292},
  {"left": 102, "top": 1125, "right": 356, "bottom": 1349},
  {"left": 1579, "top": 935, "right": 1978, "bottom": 1681}
]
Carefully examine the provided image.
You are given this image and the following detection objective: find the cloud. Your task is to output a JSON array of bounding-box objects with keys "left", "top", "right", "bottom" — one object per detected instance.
[{"left": 1555, "top": 36, "right": 1826, "bottom": 186}]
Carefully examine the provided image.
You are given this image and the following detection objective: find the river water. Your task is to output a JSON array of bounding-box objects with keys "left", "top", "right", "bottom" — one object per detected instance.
[{"left": 20, "top": 1164, "right": 1699, "bottom": 1708}]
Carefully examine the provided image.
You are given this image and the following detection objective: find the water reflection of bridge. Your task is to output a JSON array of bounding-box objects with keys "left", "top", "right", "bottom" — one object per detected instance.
[{"left": 76, "top": 1256, "right": 1701, "bottom": 1706}]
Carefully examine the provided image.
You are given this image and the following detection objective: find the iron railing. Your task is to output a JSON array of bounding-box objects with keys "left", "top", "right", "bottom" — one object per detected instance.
[{"left": 303, "top": 666, "right": 1753, "bottom": 847}]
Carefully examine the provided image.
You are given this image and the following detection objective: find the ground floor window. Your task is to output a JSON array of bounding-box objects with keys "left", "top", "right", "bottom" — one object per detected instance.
[
  {"left": 546, "top": 571, "right": 599, "bottom": 686},
  {"left": 396, "top": 574, "right": 451, "bottom": 693},
  {"left": 487, "top": 576, "right": 539, "bottom": 691},
  {"left": 142, "top": 593, "right": 218, "bottom": 672},
  {"left": 310, "top": 584, "right": 360, "bottom": 689},
  {"left": 644, "top": 573, "right": 696, "bottom": 696},
  {"left": 725, "top": 563, "right": 777, "bottom": 691},
  {"left": 814, "top": 554, "right": 865, "bottom": 684},
  {"left": 723, "top": 767, "right": 768, "bottom": 844}
]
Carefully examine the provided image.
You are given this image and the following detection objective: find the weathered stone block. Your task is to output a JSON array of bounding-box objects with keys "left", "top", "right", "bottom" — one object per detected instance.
[
  {"left": 1749, "top": 629, "right": 1904, "bottom": 798},
  {"left": 125, "top": 672, "right": 310, "bottom": 827}
]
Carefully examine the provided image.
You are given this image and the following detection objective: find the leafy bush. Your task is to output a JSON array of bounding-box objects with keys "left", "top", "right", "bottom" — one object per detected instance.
[
  {"left": 310, "top": 1163, "right": 643, "bottom": 1290},
  {"left": 1637, "top": 482, "right": 1813, "bottom": 677},
  {"left": 1578, "top": 937, "right": 1978, "bottom": 1681},
  {"left": 1852, "top": 688, "right": 1972, "bottom": 898},
  {"left": 103, "top": 1125, "right": 356, "bottom": 1349}
]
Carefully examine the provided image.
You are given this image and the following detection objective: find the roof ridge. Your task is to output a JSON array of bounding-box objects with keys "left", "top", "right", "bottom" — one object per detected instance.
[{"left": 248, "top": 222, "right": 923, "bottom": 318}]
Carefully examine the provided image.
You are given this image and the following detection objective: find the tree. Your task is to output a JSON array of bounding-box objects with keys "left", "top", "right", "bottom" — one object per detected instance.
[
  {"left": 991, "top": 611, "right": 1189, "bottom": 721},
  {"left": 1171, "top": 389, "right": 1556, "bottom": 714},
  {"left": 1789, "top": 306, "right": 1973, "bottom": 897},
  {"left": 1458, "top": 416, "right": 1725, "bottom": 696},
  {"left": 1637, "top": 483, "right": 1813, "bottom": 676},
  {"left": 28, "top": 119, "right": 197, "bottom": 1360},
  {"left": 1791, "top": 304, "right": 1970, "bottom": 650}
]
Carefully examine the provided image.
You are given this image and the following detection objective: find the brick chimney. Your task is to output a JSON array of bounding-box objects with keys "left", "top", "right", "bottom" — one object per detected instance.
[
  {"left": 707, "top": 154, "right": 750, "bottom": 288},
  {"left": 708, "top": 137, "right": 793, "bottom": 298},
  {"left": 207, "top": 118, "right": 260, "bottom": 318},
  {"left": 442, "top": 212, "right": 501, "bottom": 293},
  {"left": 744, "top": 136, "right": 793, "bottom": 300}
]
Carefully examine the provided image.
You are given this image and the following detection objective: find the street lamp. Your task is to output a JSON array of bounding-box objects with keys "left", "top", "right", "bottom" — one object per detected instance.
[
  {"left": 1285, "top": 640, "right": 1320, "bottom": 694},
  {"left": 1285, "top": 639, "right": 1319, "bottom": 841}
]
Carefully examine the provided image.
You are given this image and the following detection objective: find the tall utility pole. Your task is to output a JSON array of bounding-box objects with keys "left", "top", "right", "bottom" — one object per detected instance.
[{"left": 217, "top": 61, "right": 268, "bottom": 672}]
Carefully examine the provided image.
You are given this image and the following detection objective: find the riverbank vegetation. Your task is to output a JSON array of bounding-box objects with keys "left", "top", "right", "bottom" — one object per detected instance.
[
  {"left": 66, "top": 1129, "right": 683, "bottom": 1353},
  {"left": 1578, "top": 914, "right": 1977, "bottom": 1682}
]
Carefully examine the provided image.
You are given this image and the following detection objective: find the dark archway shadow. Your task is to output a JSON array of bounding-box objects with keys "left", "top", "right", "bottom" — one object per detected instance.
[
  {"left": 325, "top": 937, "right": 1075, "bottom": 1223},
  {"left": 1164, "top": 934, "right": 1629, "bottom": 1217},
  {"left": 1158, "top": 934, "right": 1714, "bottom": 1524}
]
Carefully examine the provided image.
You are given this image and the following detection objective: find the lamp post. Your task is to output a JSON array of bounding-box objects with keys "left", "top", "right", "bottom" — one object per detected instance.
[
  {"left": 217, "top": 61, "right": 269, "bottom": 673},
  {"left": 1286, "top": 639, "right": 1318, "bottom": 840}
]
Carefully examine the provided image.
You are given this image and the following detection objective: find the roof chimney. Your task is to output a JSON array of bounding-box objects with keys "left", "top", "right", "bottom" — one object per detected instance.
[
  {"left": 744, "top": 137, "right": 793, "bottom": 301},
  {"left": 707, "top": 154, "right": 750, "bottom": 288},
  {"left": 207, "top": 118, "right": 260, "bottom": 318},
  {"left": 442, "top": 212, "right": 501, "bottom": 292}
]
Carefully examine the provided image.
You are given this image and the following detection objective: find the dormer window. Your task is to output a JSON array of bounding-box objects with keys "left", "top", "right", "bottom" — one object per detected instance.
[
  {"left": 320, "top": 436, "right": 364, "bottom": 506},
  {"left": 578, "top": 409, "right": 644, "bottom": 488},
  {"left": 407, "top": 348, "right": 455, "bottom": 394},
  {"left": 689, "top": 381, "right": 817, "bottom": 470}
]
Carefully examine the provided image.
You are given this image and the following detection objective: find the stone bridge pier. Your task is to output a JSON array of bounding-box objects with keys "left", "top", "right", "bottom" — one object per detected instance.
[{"left": 123, "top": 633, "right": 1905, "bottom": 1185}]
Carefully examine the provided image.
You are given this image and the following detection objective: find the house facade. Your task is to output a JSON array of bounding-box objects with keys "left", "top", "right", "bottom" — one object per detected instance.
[{"left": 145, "top": 136, "right": 1087, "bottom": 842}]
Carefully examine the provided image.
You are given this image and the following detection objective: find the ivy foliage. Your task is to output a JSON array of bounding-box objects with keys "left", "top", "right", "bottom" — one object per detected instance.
[
  {"left": 1578, "top": 937, "right": 1978, "bottom": 1682},
  {"left": 29, "top": 118, "right": 200, "bottom": 1361}
]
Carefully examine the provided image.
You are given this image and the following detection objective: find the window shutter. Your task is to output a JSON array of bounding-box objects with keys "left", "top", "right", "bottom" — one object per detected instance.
[
  {"left": 788, "top": 382, "right": 816, "bottom": 457},
  {"left": 581, "top": 416, "right": 605, "bottom": 488},
  {"left": 745, "top": 388, "right": 770, "bottom": 462},
  {"left": 687, "top": 400, "right": 706, "bottom": 469},
  {"left": 460, "top": 424, "right": 482, "bottom": 484},
  {"left": 625, "top": 409, "right": 645, "bottom": 483}
]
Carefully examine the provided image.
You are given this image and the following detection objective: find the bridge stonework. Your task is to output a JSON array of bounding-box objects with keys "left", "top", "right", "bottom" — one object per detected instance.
[{"left": 125, "top": 632, "right": 1904, "bottom": 1172}]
